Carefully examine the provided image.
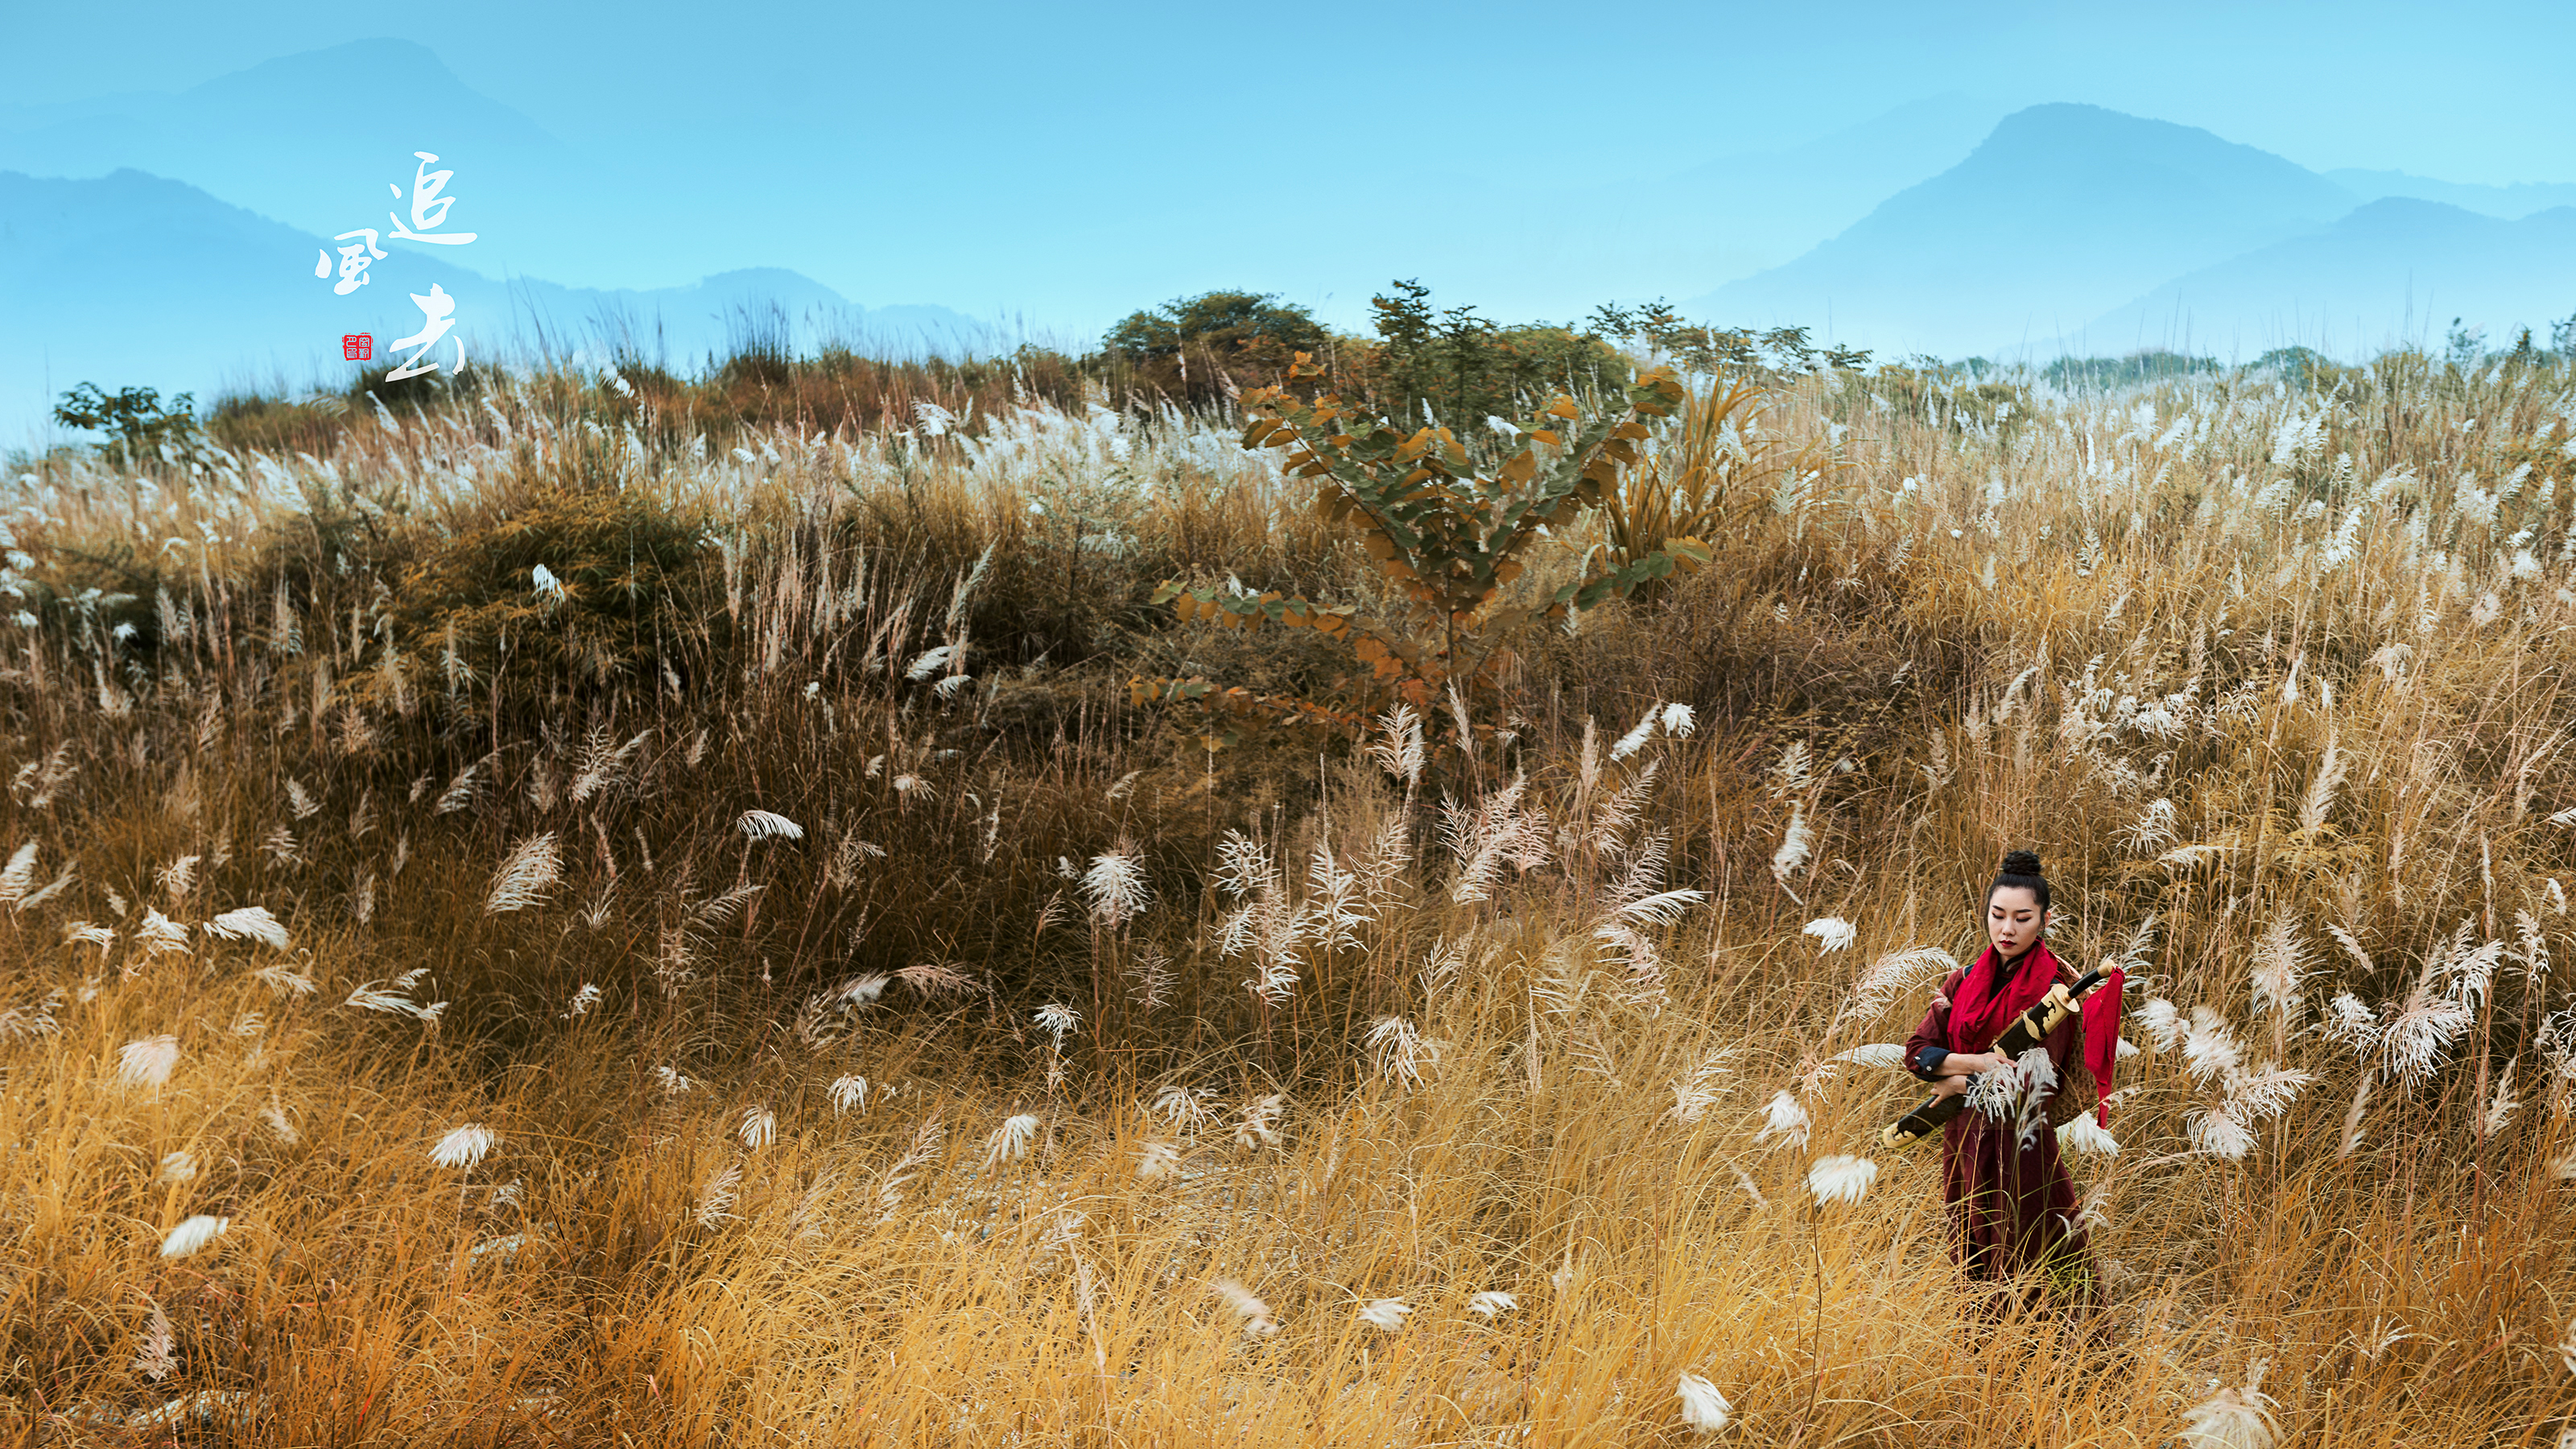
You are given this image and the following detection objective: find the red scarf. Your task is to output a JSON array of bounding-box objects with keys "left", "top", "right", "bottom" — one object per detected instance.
[{"left": 1947, "top": 937, "right": 2126, "bottom": 1125}]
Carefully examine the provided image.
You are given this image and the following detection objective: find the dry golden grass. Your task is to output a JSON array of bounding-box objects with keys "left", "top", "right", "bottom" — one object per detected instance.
[{"left": 2, "top": 349, "right": 2574, "bottom": 1446}]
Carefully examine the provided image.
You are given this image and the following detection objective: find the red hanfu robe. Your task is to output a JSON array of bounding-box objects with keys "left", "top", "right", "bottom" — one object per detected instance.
[{"left": 1901, "top": 939, "right": 2112, "bottom": 1289}]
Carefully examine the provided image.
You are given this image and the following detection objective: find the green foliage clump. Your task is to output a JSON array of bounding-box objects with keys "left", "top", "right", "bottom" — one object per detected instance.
[
  {"left": 1347, "top": 279, "right": 1636, "bottom": 426},
  {"left": 1100, "top": 291, "right": 1330, "bottom": 406},
  {"left": 51, "top": 382, "right": 201, "bottom": 463},
  {"left": 1137, "top": 356, "right": 1709, "bottom": 749}
]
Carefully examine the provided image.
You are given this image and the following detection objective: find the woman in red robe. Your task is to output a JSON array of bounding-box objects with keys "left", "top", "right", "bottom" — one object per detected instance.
[{"left": 1902, "top": 849, "right": 2124, "bottom": 1306}]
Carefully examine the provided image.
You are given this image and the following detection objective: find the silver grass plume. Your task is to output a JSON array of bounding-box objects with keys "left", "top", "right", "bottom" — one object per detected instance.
[
  {"left": 1081, "top": 841, "right": 1151, "bottom": 928},
  {"left": 1440, "top": 776, "right": 1550, "bottom": 904},
  {"left": 1364, "top": 1016, "right": 1439, "bottom": 1089},
  {"left": 2297, "top": 725, "right": 2345, "bottom": 832},
  {"left": 2250, "top": 916, "right": 2308, "bottom": 1019},
  {"left": 485, "top": 833, "right": 563, "bottom": 914},
  {"left": 1827, "top": 945, "right": 1959, "bottom": 1035},
  {"left": 695, "top": 1162, "right": 742, "bottom": 1228},
  {"left": 203, "top": 906, "right": 288, "bottom": 951},
  {"left": 570, "top": 729, "right": 650, "bottom": 803},
  {"left": 1769, "top": 803, "right": 1812, "bottom": 899},
  {"left": 133, "top": 1299, "right": 175, "bottom": 1381},
  {"left": 0, "top": 840, "right": 35, "bottom": 904},
  {"left": 1368, "top": 704, "right": 1425, "bottom": 789},
  {"left": 737, "top": 809, "right": 804, "bottom": 842}
]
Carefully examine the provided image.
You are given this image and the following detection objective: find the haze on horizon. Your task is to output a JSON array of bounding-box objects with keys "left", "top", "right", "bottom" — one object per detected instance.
[{"left": 6, "top": 0, "right": 2571, "bottom": 340}]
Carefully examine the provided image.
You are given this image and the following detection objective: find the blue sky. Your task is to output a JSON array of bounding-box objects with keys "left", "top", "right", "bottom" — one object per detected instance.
[{"left": 6, "top": 0, "right": 2573, "bottom": 340}]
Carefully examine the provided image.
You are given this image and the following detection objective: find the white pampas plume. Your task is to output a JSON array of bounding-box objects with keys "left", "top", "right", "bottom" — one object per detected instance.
[
  {"left": 16, "top": 860, "right": 75, "bottom": 912},
  {"left": 255, "top": 961, "right": 316, "bottom": 997},
  {"left": 1676, "top": 1373, "right": 1734, "bottom": 1434},
  {"left": 829, "top": 1075, "right": 868, "bottom": 1113},
  {"left": 2059, "top": 1113, "right": 2121, "bottom": 1156},
  {"left": 2482, "top": 1059, "right": 2519, "bottom": 1135},
  {"left": 1369, "top": 704, "right": 1425, "bottom": 787},
  {"left": 1356, "top": 1297, "right": 1412, "bottom": 1331},
  {"left": 1770, "top": 804, "right": 1812, "bottom": 899},
  {"left": 203, "top": 906, "right": 288, "bottom": 950},
  {"left": 737, "top": 810, "right": 803, "bottom": 842},
  {"left": 985, "top": 1112, "right": 1040, "bottom": 1166},
  {"left": 905, "top": 645, "right": 958, "bottom": 682},
  {"left": 2182, "top": 1007, "right": 2243, "bottom": 1083},
  {"left": 485, "top": 833, "right": 562, "bottom": 914},
  {"left": 134, "top": 909, "right": 191, "bottom": 959},
  {"left": 1082, "top": 843, "right": 1151, "bottom": 928},
  {"left": 1617, "top": 887, "right": 1707, "bottom": 927},
  {"left": 1828, "top": 945, "right": 1959, "bottom": 1034},
  {"left": 1757, "top": 1089, "right": 1810, "bottom": 1149},
  {"left": 63, "top": 921, "right": 114, "bottom": 951},
  {"left": 156, "top": 1150, "right": 198, "bottom": 1184},
  {"left": 1806, "top": 1154, "right": 1879, "bottom": 1204},
  {"left": 1835, "top": 1043, "right": 1908, "bottom": 1068},
  {"left": 1468, "top": 1290, "right": 1518, "bottom": 1319},
  {"left": 2137, "top": 997, "right": 2183, "bottom": 1052},
  {"left": 115, "top": 1034, "right": 180, "bottom": 1088},
  {"left": 1609, "top": 705, "right": 1661, "bottom": 762},
  {"left": 2178, "top": 1362, "right": 2277, "bottom": 1449},
  {"left": 1660, "top": 702, "right": 1696, "bottom": 737},
  {"left": 696, "top": 1162, "right": 742, "bottom": 1228},
  {"left": 737, "top": 1105, "right": 776, "bottom": 1149},
  {"left": 1365, "top": 1015, "right": 1439, "bottom": 1089},
  {"left": 429, "top": 1124, "right": 496, "bottom": 1169},
  {"left": 1211, "top": 1278, "right": 1278, "bottom": 1336},
  {"left": 1666, "top": 1048, "right": 1736, "bottom": 1123},
  {"left": 134, "top": 1298, "right": 175, "bottom": 1380},
  {"left": 1802, "top": 916, "right": 1857, "bottom": 952},
  {"left": 158, "top": 1215, "right": 229, "bottom": 1258},
  {"left": 2299, "top": 727, "right": 2344, "bottom": 832},
  {"left": 531, "top": 564, "right": 565, "bottom": 601},
  {"left": 1137, "top": 1140, "right": 1182, "bottom": 1179},
  {"left": 0, "top": 840, "right": 39, "bottom": 903},
  {"left": 2251, "top": 916, "right": 2308, "bottom": 1018},
  {"left": 1234, "top": 1093, "right": 1285, "bottom": 1150},
  {"left": 2189, "top": 1108, "right": 2256, "bottom": 1160}
]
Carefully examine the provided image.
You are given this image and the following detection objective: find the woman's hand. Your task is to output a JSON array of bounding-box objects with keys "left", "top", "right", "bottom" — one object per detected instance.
[{"left": 1930, "top": 1049, "right": 2016, "bottom": 1079}]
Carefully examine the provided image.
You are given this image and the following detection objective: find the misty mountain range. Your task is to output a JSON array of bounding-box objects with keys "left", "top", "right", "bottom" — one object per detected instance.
[{"left": 3, "top": 39, "right": 2573, "bottom": 444}]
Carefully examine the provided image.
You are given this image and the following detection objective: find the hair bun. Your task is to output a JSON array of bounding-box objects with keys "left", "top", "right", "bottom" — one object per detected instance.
[{"left": 1999, "top": 849, "right": 2045, "bottom": 877}]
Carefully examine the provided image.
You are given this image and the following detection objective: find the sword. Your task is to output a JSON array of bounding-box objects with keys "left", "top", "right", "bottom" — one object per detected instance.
[{"left": 1877, "top": 969, "right": 2108, "bottom": 1150}]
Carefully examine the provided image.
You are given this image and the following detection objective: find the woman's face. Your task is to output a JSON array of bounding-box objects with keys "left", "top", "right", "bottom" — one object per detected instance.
[{"left": 1987, "top": 885, "right": 2046, "bottom": 958}]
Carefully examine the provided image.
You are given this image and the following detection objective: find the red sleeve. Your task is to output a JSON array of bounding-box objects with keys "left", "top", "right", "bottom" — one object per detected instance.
[{"left": 1901, "top": 971, "right": 1963, "bottom": 1080}]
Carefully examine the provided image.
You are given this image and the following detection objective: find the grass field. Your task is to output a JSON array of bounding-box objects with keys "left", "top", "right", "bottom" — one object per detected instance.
[{"left": 2, "top": 346, "right": 2573, "bottom": 1445}]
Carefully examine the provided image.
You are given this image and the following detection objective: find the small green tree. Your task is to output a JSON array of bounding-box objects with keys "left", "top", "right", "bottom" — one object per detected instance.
[
  {"left": 1360, "top": 280, "right": 1631, "bottom": 425},
  {"left": 52, "top": 382, "right": 200, "bottom": 464},
  {"left": 1133, "top": 353, "right": 1708, "bottom": 749}
]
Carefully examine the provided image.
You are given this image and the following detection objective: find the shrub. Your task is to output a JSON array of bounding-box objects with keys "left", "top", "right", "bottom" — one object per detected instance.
[{"left": 1100, "top": 291, "right": 1330, "bottom": 406}]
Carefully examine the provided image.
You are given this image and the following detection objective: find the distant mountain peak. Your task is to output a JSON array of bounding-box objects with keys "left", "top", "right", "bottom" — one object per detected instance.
[
  {"left": 187, "top": 37, "right": 460, "bottom": 92},
  {"left": 1969, "top": 102, "right": 2347, "bottom": 195},
  {"left": 1686, "top": 104, "right": 2361, "bottom": 355}
]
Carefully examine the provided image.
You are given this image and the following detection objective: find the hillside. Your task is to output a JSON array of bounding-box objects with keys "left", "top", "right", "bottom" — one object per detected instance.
[{"left": 0, "top": 349, "right": 2569, "bottom": 1441}]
